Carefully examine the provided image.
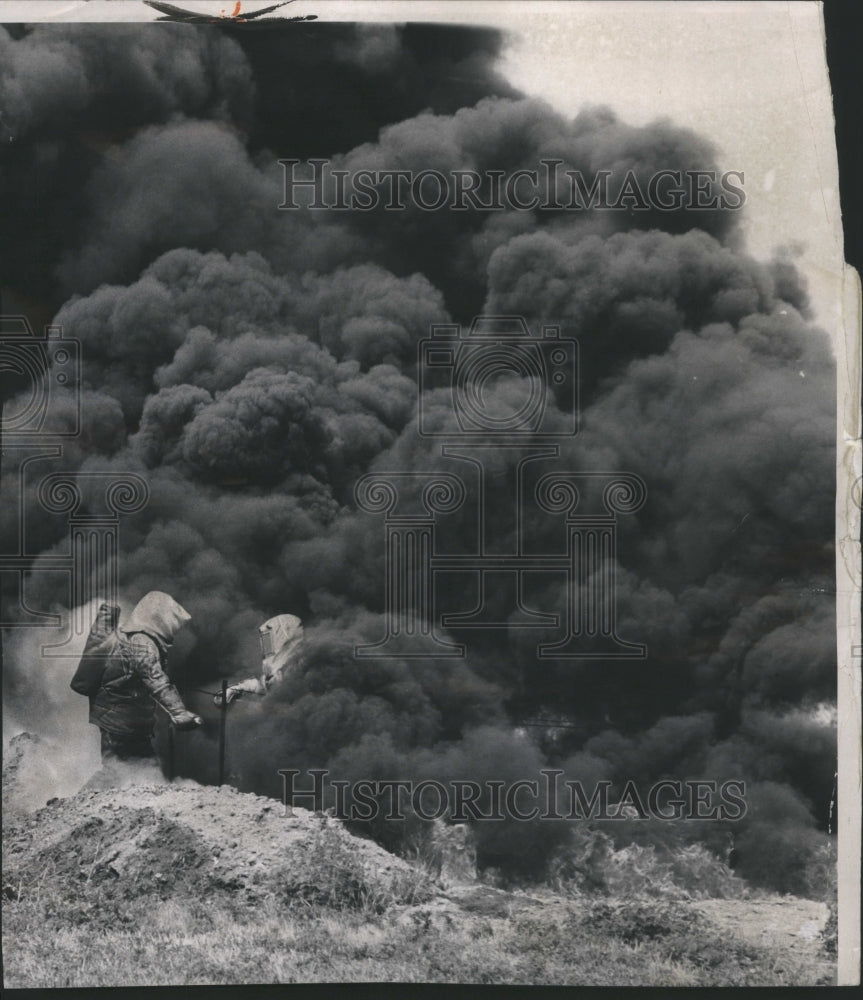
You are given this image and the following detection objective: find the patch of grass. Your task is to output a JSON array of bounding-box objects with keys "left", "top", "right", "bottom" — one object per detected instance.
[
  {"left": 3, "top": 883, "right": 835, "bottom": 987},
  {"left": 2, "top": 807, "right": 834, "bottom": 988},
  {"left": 549, "top": 827, "right": 747, "bottom": 900},
  {"left": 284, "top": 823, "right": 435, "bottom": 914},
  {"left": 580, "top": 898, "right": 699, "bottom": 944},
  {"left": 821, "top": 899, "right": 837, "bottom": 957}
]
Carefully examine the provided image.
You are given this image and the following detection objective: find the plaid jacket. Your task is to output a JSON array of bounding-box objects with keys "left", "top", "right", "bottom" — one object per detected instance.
[{"left": 89, "top": 631, "right": 188, "bottom": 736}]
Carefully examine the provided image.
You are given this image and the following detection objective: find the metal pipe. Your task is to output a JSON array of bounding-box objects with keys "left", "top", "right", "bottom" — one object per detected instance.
[
  {"left": 218, "top": 678, "right": 228, "bottom": 786},
  {"left": 167, "top": 727, "right": 175, "bottom": 782}
]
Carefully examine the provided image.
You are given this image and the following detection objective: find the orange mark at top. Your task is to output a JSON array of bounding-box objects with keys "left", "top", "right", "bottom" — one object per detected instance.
[{"left": 232, "top": 1, "right": 242, "bottom": 15}]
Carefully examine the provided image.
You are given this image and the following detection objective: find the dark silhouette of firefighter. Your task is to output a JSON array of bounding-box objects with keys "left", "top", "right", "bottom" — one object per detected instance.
[{"left": 73, "top": 592, "right": 203, "bottom": 762}]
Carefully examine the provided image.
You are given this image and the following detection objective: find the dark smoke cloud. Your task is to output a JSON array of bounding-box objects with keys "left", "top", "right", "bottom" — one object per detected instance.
[
  {"left": 52, "top": 248, "right": 433, "bottom": 423},
  {"left": 236, "top": 22, "right": 520, "bottom": 157},
  {"left": 0, "top": 23, "right": 254, "bottom": 304},
  {"left": 0, "top": 23, "right": 252, "bottom": 135},
  {"left": 0, "top": 21, "right": 516, "bottom": 309},
  {"left": 1, "top": 19, "right": 836, "bottom": 893},
  {"left": 313, "top": 98, "right": 739, "bottom": 318}
]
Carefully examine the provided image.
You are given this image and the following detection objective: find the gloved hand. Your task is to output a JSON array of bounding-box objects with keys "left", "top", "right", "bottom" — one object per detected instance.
[
  {"left": 172, "top": 710, "right": 203, "bottom": 730},
  {"left": 214, "top": 685, "right": 243, "bottom": 706}
]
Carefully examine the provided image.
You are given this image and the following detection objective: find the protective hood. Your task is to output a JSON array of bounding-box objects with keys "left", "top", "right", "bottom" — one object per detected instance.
[
  {"left": 259, "top": 613, "right": 303, "bottom": 680},
  {"left": 122, "top": 591, "right": 191, "bottom": 650}
]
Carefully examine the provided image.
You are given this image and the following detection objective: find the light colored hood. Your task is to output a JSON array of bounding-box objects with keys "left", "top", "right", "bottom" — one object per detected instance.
[
  {"left": 260, "top": 613, "right": 303, "bottom": 679},
  {"left": 122, "top": 591, "right": 191, "bottom": 649}
]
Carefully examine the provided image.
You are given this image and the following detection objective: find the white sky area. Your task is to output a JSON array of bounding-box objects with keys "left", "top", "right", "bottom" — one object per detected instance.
[{"left": 0, "top": 1, "right": 846, "bottom": 341}]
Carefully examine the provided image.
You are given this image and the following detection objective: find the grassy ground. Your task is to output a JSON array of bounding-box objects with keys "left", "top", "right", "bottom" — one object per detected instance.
[
  {"left": 1, "top": 783, "right": 837, "bottom": 987},
  {"left": 2, "top": 881, "right": 836, "bottom": 987}
]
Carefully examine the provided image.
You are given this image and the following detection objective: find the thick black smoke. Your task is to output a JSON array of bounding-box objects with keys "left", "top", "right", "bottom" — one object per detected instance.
[
  {"left": 1, "top": 21, "right": 835, "bottom": 890},
  {"left": 237, "top": 22, "right": 521, "bottom": 157}
]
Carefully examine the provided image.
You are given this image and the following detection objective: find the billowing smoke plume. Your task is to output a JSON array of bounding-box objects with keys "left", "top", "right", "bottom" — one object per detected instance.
[{"left": 1, "top": 21, "right": 835, "bottom": 891}]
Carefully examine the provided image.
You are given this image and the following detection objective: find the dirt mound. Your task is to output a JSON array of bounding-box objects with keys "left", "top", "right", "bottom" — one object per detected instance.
[
  {"left": 2, "top": 781, "right": 430, "bottom": 913},
  {"left": 1, "top": 779, "right": 836, "bottom": 988}
]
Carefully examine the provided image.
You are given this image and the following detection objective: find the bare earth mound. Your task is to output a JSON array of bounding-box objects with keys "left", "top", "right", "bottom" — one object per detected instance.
[
  {"left": 1, "top": 778, "right": 835, "bottom": 987},
  {"left": 3, "top": 781, "right": 419, "bottom": 912}
]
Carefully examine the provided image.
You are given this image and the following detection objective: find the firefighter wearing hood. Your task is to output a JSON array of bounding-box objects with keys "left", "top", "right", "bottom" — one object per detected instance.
[
  {"left": 90, "top": 591, "right": 202, "bottom": 759},
  {"left": 216, "top": 613, "right": 303, "bottom": 704}
]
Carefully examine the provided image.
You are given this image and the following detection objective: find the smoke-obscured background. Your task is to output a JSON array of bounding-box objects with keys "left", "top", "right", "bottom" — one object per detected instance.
[{"left": 1, "top": 16, "right": 837, "bottom": 893}]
